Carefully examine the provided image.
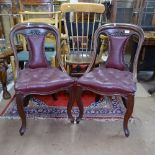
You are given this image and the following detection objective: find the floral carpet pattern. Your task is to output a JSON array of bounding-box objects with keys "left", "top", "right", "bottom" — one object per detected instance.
[{"left": 0, "top": 93, "right": 126, "bottom": 120}]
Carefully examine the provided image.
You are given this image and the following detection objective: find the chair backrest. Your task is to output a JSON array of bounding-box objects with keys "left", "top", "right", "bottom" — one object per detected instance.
[
  {"left": 89, "top": 23, "right": 144, "bottom": 81},
  {"left": 18, "top": 4, "right": 62, "bottom": 52},
  {"left": 60, "top": 3, "right": 105, "bottom": 54},
  {"left": 10, "top": 23, "right": 65, "bottom": 74},
  {"left": 19, "top": 0, "right": 53, "bottom": 12}
]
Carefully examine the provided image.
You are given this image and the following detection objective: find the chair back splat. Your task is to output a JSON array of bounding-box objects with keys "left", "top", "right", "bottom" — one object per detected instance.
[
  {"left": 76, "top": 23, "right": 144, "bottom": 137},
  {"left": 10, "top": 23, "right": 74, "bottom": 135}
]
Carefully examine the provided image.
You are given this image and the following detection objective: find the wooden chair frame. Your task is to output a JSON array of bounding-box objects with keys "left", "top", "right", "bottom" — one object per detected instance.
[
  {"left": 76, "top": 23, "right": 144, "bottom": 137},
  {"left": 61, "top": 2, "right": 105, "bottom": 76}
]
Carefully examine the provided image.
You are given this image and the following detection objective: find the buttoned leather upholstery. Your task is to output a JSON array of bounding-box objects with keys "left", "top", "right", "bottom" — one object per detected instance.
[
  {"left": 15, "top": 68, "right": 74, "bottom": 94},
  {"left": 105, "top": 36, "right": 129, "bottom": 70},
  {"left": 78, "top": 67, "right": 136, "bottom": 94}
]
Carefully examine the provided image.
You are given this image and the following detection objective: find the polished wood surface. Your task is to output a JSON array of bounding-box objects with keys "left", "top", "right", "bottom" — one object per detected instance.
[
  {"left": 133, "top": 31, "right": 155, "bottom": 47},
  {"left": 143, "top": 32, "right": 155, "bottom": 45}
]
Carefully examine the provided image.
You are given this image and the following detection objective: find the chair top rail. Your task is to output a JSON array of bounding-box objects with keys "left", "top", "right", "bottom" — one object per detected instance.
[
  {"left": 60, "top": 3, "right": 105, "bottom": 13},
  {"left": 19, "top": 11, "right": 61, "bottom": 15}
]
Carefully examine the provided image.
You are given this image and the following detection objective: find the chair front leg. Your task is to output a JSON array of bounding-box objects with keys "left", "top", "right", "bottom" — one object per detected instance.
[
  {"left": 123, "top": 94, "right": 134, "bottom": 137},
  {"left": 76, "top": 86, "right": 84, "bottom": 124},
  {"left": 67, "top": 86, "right": 75, "bottom": 123},
  {"left": 23, "top": 95, "right": 32, "bottom": 107},
  {"left": 148, "top": 87, "right": 155, "bottom": 95},
  {"left": 122, "top": 96, "right": 127, "bottom": 109},
  {"left": 16, "top": 94, "right": 26, "bottom": 136}
]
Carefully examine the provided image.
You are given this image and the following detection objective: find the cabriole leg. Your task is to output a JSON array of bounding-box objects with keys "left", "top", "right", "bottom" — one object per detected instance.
[
  {"left": 123, "top": 94, "right": 134, "bottom": 137},
  {"left": 76, "top": 86, "right": 84, "bottom": 124},
  {"left": 16, "top": 94, "right": 26, "bottom": 136},
  {"left": 67, "top": 86, "right": 75, "bottom": 123}
]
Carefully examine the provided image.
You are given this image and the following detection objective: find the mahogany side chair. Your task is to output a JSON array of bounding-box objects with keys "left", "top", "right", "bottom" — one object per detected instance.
[
  {"left": 10, "top": 22, "right": 74, "bottom": 135},
  {"left": 76, "top": 23, "right": 144, "bottom": 137}
]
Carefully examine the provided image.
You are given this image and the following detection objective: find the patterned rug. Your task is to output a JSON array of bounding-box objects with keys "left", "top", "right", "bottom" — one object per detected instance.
[{"left": 0, "top": 92, "right": 126, "bottom": 120}]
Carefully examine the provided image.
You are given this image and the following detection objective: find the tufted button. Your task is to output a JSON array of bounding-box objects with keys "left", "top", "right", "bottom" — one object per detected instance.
[
  {"left": 78, "top": 67, "right": 136, "bottom": 93},
  {"left": 15, "top": 68, "right": 74, "bottom": 93}
]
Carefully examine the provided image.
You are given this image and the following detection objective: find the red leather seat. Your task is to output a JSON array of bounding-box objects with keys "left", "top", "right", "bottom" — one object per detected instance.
[
  {"left": 15, "top": 68, "right": 74, "bottom": 94},
  {"left": 78, "top": 67, "right": 136, "bottom": 94}
]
